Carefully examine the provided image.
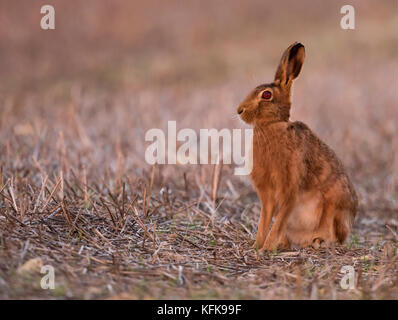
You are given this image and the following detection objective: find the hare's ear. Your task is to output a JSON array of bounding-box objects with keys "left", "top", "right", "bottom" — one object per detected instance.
[{"left": 274, "top": 42, "right": 305, "bottom": 86}]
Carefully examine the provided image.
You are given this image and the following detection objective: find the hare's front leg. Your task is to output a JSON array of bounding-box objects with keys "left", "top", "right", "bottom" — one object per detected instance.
[
  {"left": 260, "top": 195, "right": 295, "bottom": 252},
  {"left": 254, "top": 192, "right": 274, "bottom": 249}
]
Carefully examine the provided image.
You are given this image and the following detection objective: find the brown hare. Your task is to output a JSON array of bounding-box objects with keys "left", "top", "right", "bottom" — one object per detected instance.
[{"left": 237, "top": 42, "right": 358, "bottom": 252}]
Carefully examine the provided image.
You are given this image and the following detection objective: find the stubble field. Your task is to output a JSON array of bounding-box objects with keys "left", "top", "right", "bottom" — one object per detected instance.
[{"left": 0, "top": 0, "right": 398, "bottom": 299}]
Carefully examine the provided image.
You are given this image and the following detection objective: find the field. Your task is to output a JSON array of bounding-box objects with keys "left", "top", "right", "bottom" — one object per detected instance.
[{"left": 1, "top": 0, "right": 398, "bottom": 299}]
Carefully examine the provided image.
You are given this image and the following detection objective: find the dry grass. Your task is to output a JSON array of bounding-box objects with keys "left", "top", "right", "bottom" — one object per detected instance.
[{"left": 0, "top": 0, "right": 398, "bottom": 299}]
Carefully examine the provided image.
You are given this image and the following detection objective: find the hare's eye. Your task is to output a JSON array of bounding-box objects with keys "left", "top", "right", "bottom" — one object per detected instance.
[{"left": 262, "top": 90, "right": 272, "bottom": 100}]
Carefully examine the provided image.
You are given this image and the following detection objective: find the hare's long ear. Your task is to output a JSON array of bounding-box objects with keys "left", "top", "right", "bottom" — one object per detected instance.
[{"left": 274, "top": 42, "right": 305, "bottom": 86}]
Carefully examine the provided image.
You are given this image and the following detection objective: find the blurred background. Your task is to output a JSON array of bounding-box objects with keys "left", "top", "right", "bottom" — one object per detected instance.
[
  {"left": 1, "top": 0, "right": 398, "bottom": 204},
  {"left": 1, "top": 0, "right": 398, "bottom": 299}
]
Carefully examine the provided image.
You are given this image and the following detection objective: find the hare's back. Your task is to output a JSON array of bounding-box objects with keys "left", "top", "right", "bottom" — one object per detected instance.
[{"left": 287, "top": 121, "right": 352, "bottom": 192}]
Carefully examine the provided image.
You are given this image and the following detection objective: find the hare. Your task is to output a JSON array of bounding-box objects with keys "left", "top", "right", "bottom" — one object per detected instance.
[{"left": 237, "top": 42, "right": 358, "bottom": 251}]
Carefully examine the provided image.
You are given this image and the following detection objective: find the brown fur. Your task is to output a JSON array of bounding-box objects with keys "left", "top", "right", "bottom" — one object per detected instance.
[{"left": 237, "top": 42, "right": 358, "bottom": 251}]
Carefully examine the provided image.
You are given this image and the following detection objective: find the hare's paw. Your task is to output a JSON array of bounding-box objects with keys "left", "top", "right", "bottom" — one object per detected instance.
[
  {"left": 260, "top": 238, "right": 278, "bottom": 253},
  {"left": 278, "top": 235, "right": 291, "bottom": 250},
  {"left": 252, "top": 241, "right": 260, "bottom": 250},
  {"left": 311, "top": 238, "right": 325, "bottom": 249},
  {"left": 253, "top": 236, "right": 266, "bottom": 250}
]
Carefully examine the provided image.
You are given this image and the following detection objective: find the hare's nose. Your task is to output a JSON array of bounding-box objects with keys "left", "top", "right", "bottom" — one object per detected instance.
[{"left": 237, "top": 106, "right": 245, "bottom": 114}]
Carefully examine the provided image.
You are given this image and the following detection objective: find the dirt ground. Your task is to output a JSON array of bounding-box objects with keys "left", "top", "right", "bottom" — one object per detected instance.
[{"left": 1, "top": 0, "right": 398, "bottom": 299}]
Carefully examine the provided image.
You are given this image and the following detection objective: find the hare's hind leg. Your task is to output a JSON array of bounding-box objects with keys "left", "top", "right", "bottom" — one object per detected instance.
[
  {"left": 312, "top": 203, "right": 336, "bottom": 247},
  {"left": 334, "top": 209, "right": 352, "bottom": 244},
  {"left": 312, "top": 203, "right": 351, "bottom": 246},
  {"left": 285, "top": 191, "right": 323, "bottom": 248}
]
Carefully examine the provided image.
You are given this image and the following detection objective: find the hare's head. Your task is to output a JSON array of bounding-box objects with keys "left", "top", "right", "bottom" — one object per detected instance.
[{"left": 237, "top": 42, "right": 305, "bottom": 125}]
